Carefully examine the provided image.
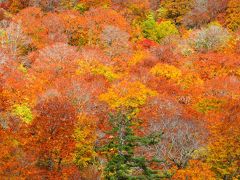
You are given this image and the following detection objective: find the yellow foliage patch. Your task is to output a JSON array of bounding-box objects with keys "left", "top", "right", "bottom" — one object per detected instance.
[
  {"left": 150, "top": 63, "right": 182, "bottom": 81},
  {"left": 99, "top": 81, "right": 157, "bottom": 110},
  {"left": 17, "top": 63, "right": 28, "bottom": 74},
  {"left": 74, "top": 114, "right": 97, "bottom": 169},
  {"left": 11, "top": 103, "right": 33, "bottom": 123},
  {"left": 179, "top": 73, "right": 204, "bottom": 89},
  {"left": 128, "top": 51, "right": 149, "bottom": 66},
  {"left": 76, "top": 60, "right": 121, "bottom": 81}
]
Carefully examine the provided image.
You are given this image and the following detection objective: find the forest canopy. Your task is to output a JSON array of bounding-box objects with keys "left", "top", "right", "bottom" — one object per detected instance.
[{"left": 0, "top": 0, "right": 239, "bottom": 179}]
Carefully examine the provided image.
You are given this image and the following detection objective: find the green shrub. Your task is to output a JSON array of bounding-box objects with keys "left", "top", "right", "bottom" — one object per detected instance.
[{"left": 141, "top": 14, "right": 179, "bottom": 43}]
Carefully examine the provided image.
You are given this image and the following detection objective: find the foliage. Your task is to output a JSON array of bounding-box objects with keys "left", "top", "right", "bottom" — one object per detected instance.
[
  {"left": 183, "top": 0, "right": 210, "bottom": 28},
  {"left": 0, "top": 0, "right": 240, "bottom": 179},
  {"left": 101, "top": 25, "right": 131, "bottom": 58},
  {"left": 161, "top": 0, "right": 194, "bottom": 24},
  {"left": 11, "top": 103, "right": 33, "bottom": 123},
  {"left": 92, "top": 64, "right": 120, "bottom": 81},
  {"left": 0, "top": 21, "right": 30, "bottom": 57},
  {"left": 173, "top": 160, "right": 216, "bottom": 180},
  {"left": 195, "top": 98, "right": 225, "bottom": 114},
  {"left": 179, "top": 72, "right": 204, "bottom": 89},
  {"left": 22, "top": 97, "right": 78, "bottom": 176},
  {"left": 157, "top": 7, "right": 168, "bottom": 19},
  {"left": 191, "top": 24, "right": 231, "bottom": 52},
  {"left": 74, "top": 114, "right": 97, "bottom": 169},
  {"left": 207, "top": 102, "right": 240, "bottom": 179},
  {"left": 99, "top": 81, "right": 157, "bottom": 110},
  {"left": 146, "top": 117, "right": 205, "bottom": 172},
  {"left": 128, "top": 50, "right": 149, "bottom": 66},
  {"left": 141, "top": 14, "right": 179, "bottom": 43},
  {"left": 150, "top": 63, "right": 182, "bottom": 81},
  {"left": 17, "top": 63, "right": 27, "bottom": 73},
  {"left": 97, "top": 112, "right": 166, "bottom": 179},
  {"left": 74, "top": 3, "right": 89, "bottom": 13},
  {"left": 83, "top": 7, "right": 129, "bottom": 45},
  {"left": 225, "top": 0, "right": 240, "bottom": 31},
  {"left": 183, "top": 0, "right": 228, "bottom": 28},
  {"left": 79, "top": 0, "right": 111, "bottom": 8},
  {"left": 76, "top": 60, "right": 121, "bottom": 81}
]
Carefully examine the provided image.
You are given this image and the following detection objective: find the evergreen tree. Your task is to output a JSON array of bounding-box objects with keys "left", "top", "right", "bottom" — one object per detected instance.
[{"left": 97, "top": 111, "right": 169, "bottom": 179}]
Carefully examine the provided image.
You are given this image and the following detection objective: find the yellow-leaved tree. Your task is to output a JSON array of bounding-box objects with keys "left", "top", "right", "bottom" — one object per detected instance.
[
  {"left": 99, "top": 80, "right": 157, "bottom": 111},
  {"left": 207, "top": 102, "right": 240, "bottom": 179},
  {"left": 74, "top": 114, "right": 97, "bottom": 169}
]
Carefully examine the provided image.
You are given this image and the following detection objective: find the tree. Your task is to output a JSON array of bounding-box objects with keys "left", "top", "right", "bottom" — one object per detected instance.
[
  {"left": 190, "top": 24, "right": 231, "bottom": 52},
  {"left": 99, "top": 80, "right": 157, "bottom": 110},
  {"left": 7, "top": 0, "right": 30, "bottom": 13},
  {"left": 28, "top": 0, "right": 60, "bottom": 11},
  {"left": 172, "top": 160, "right": 216, "bottom": 180},
  {"left": 100, "top": 25, "right": 132, "bottom": 59},
  {"left": 161, "top": 0, "right": 194, "bottom": 25},
  {"left": 150, "top": 63, "right": 182, "bottom": 82},
  {"left": 207, "top": 101, "right": 240, "bottom": 179},
  {"left": 74, "top": 114, "right": 98, "bottom": 169},
  {"left": 141, "top": 14, "right": 179, "bottom": 43},
  {"left": 21, "top": 96, "right": 78, "bottom": 177},
  {"left": 30, "top": 42, "right": 80, "bottom": 83},
  {"left": 183, "top": 0, "right": 228, "bottom": 28},
  {"left": 225, "top": 0, "right": 240, "bottom": 31},
  {"left": 58, "top": 10, "right": 87, "bottom": 46},
  {"left": 97, "top": 78, "right": 170, "bottom": 179},
  {"left": 97, "top": 111, "right": 167, "bottom": 179},
  {"left": 0, "top": 21, "right": 31, "bottom": 59},
  {"left": 147, "top": 118, "right": 205, "bottom": 170},
  {"left": 183, "top": 0, "right": 211, "bottom": 28},
  {"left": 40, "top": 12, "right": 67, "bottom": 44},
  {"left": 84, "top": 7, "right": 130, "bottom": 45},
  {"left": 207, "top": 0, "right": 228, "bottom": 20},
  {"left": 111, "top": 0, "right": 150, "bottom": 22},
  {"left": 14, "top": 8, "right": 67, "bottom": 48},
  {"left": 13, "top": 7, "right": 45, "bottom": 48},
  {"left": 0, "top": 121, "right": 25, "bottom": 178}
]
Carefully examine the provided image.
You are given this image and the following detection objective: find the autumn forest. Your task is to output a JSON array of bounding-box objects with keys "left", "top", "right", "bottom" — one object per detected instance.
[{"left": 0, "top": 0, "right": 239, "bottom": 179}]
